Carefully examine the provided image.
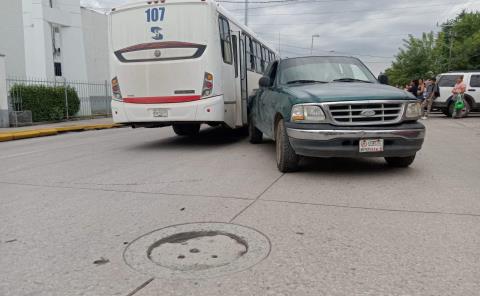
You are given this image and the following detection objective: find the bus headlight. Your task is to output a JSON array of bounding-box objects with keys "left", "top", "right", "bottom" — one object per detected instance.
[
  {"left": 405, "top": 102, "right": 422, "bottom": 119},
  {"left": 202, "top": 72, "right": 213, "bottom": 98},
  {"left": 291, "top": 104, "right": 326, "bottom": 122}
]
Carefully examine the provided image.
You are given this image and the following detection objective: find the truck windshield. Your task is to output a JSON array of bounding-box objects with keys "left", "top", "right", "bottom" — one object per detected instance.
[{"left": 278, "top": 57, "right": 377, "bottom": 85}]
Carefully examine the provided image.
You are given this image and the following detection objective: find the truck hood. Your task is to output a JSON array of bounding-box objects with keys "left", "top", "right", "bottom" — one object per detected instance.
[{"left": 282, "top": 82, "right": 415, "bottom": 103}]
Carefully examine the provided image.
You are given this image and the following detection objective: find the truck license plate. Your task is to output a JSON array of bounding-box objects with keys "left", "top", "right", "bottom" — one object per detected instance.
[
  {"left": 359, "top": 139, "right": 384, "bottom": 153},
  {"left": 151, "top": 108, "right": 168, "bottom": 118}
]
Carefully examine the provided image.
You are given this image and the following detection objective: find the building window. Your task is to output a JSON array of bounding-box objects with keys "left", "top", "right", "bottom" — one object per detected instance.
[
  {"left": 54, "top": 62, "right": 62, "bottom": 77},
  {"left": 218, "top": 16, "right": 232, "bottom": 64}
]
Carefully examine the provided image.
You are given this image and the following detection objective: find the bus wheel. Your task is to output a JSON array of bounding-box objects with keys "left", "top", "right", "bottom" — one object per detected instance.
[{"left": 172, "top": 123, "right": 200, "bottom": 136}]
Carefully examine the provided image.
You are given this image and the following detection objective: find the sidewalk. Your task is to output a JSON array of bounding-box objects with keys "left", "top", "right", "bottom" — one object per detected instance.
[{"left": 0, "top": 117, "right": 124, "bottom": 142}]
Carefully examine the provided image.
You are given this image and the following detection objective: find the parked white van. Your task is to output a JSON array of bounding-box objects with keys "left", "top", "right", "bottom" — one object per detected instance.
[{"left": 434, "top": 71, "right": 480, "bottom": 117}]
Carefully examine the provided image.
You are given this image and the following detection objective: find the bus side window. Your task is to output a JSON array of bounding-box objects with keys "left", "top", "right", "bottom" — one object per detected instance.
[
  {"left": 261, "top": 46, "right": 268, "bottom": 73},
  {"left": 218, "top": 17, "right": 232, "bottom": 64},
  {"left": 232, "top": 35, "right": 238, "bottom": 78},
  {"left": 267, "top": 61, "right": 278, "bottom": 83},
  {"left": 246, "top": 36, "right": 255, "bottom": 71},
  {"left": 255, "top": 41, "right": 262, "bottom": 74}
]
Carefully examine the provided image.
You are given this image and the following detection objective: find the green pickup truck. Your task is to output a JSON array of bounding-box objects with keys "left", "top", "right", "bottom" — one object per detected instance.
[{"left": 248, "top": 56, "right": 425, "bottom": 172}]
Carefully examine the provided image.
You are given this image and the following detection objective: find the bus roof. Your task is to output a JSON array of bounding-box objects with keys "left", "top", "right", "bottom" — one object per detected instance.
[{"left": 110, "top": 0, "right": 278, "bottom": 55}]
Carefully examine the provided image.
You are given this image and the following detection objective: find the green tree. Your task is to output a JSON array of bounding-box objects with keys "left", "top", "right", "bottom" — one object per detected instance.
[
  {"left": 385, "top": 32, "right": 437, "bottom": 86},
  {"left": 440, "top": 11, "right": 480, "bottom": 71},
  {"left": 386, "top": 11, "right": 480, "bottom": 86}
]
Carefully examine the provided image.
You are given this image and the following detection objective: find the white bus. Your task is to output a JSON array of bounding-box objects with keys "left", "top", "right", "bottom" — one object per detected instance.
[{"left": 108, "top": 0, "right": 278, "bottom": 135}]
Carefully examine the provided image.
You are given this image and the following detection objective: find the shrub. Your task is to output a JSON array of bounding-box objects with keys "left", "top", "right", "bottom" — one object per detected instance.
[{"left": 9, "top": 84, "right": 80, "bottom": 122}]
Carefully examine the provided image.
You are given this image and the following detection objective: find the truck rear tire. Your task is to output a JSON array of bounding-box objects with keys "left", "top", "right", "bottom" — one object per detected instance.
[
  {"left": 385, "top": 154, "right": 416, "bottom": 168},
  {"left": 172, "top": 123, "right": 200, "bottom": 136}
]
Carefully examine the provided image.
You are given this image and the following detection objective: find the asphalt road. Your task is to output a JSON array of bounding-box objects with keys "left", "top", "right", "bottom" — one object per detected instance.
[{"left": 1, "top": 114, "right": 479, "bottom": 296}]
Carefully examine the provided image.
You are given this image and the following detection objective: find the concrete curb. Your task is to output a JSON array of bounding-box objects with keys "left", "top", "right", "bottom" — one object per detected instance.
[{"left": 0, "top": 124, "right": 123, "bottom": 142}]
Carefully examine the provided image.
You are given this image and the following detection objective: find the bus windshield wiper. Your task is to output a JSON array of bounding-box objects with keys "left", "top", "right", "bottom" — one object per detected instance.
[
  {"left": 332, "top": 78, "right": 373, "bottom": 83},
  {"left": 286, "top": 80, "right": 328, "bottom": 84}
]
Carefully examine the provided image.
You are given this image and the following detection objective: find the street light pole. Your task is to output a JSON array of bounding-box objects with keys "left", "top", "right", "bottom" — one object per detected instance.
[
  {"left": 244, "top": 0, "right": 248, "bottom": 26},
  {"left": 311, "top": 34, "right": 320, "bottom": 55}
]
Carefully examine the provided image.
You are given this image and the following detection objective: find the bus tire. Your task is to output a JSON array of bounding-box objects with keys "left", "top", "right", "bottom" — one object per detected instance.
[
  {"left": 248, "top": 116, "right": 263, "bottom": 144},
  {"left": 172, "top": 123, "right": 200, "bottom": 136},
  {"left": 275, "top": 119, "right": 299, "bottom": 172}
]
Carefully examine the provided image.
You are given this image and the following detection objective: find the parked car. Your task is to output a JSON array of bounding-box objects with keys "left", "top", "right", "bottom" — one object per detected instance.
[
  {"left": 433, "top": 71, "right": 480, "bottom": 118},
  {"left": 248, "top": 56, "right": 425, "bottom": 172}
]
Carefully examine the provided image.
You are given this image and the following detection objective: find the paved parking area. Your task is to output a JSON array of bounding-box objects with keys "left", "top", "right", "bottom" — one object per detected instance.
[{"left": 1, "top": 114, "right": 479, "bottom": 296}]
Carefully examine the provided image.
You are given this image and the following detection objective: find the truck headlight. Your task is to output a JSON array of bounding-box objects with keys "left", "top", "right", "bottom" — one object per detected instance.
[
  {"left": 291, "top": 105, "right": 326, "bottom": 122},
  {"left": 405, "top": 102, "right": 422, "bottom": 119}
]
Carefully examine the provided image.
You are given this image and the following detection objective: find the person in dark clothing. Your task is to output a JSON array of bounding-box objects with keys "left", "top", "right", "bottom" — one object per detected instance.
[
  {"left": 421, "top": 77, "right": 439, "bottom": 119},
  {"left": 408, "top": 80, "right": 419, "bottom": 97}
]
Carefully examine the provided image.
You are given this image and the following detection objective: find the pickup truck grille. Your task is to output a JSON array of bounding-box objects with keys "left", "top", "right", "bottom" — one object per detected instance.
[{"left": 326, "top": 101, "right": 405, "bottom": 126}]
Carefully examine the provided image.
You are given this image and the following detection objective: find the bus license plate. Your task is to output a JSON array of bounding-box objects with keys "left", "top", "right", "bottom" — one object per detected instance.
[
  {"left": 152, "top": 108, "right": 168, "bottom": 118},
  {"left": 359, "top": 139, "right": 384, "bottom": 153}
]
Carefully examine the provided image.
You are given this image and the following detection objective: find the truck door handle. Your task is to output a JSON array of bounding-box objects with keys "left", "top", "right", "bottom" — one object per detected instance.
[{"left": 468, "top": 89, "right": 476, "bottom": 91}]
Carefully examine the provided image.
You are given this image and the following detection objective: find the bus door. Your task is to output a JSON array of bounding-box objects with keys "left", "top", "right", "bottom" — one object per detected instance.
[
  {"left": 238, "top": 33, "right": 248, "bottom": 125},
  {"left": 231, "top": 32, "right": 244, "bottom": 127}
]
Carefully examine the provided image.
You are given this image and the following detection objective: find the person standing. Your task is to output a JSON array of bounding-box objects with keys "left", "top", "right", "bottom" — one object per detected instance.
[
  {"left": 417, "top": 79, "right": 426, "bottom": 100},
  {"left": 408, "top": 80, "right": 419, "bottom": 97},
  {"left": 421, "top": 77, "right": 439, "bottom": 119},
  {"left": 451, "top": 75, "right": 466, "bottom": 118}
]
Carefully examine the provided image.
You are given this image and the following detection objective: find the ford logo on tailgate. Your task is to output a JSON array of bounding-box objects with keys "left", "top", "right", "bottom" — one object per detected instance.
[{"left": 360, "top": 109, "right": 376, "bottom": 117}]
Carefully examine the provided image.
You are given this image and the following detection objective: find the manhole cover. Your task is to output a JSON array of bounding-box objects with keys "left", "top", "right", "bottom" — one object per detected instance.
[{"left": 123, "top": 222, "right": 271, "bottom": 279}]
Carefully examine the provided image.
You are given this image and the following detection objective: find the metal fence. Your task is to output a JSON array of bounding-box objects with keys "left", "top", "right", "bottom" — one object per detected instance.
[{"left": 6, "top": 76, "right": 112, "bottom": 126}]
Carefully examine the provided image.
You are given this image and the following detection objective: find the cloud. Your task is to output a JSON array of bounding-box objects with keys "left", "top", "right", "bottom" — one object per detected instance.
[{"left": 89, "top": 0, "right": 480, "bottom": 74}]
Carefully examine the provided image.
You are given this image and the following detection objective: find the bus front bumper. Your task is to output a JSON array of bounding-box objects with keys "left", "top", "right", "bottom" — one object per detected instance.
[{"left": 285, "top": 122, "right": 425, "bottom": 158}]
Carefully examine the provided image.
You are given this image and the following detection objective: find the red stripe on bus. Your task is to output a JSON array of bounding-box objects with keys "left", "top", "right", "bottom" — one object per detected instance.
[{"left": 123, "top": 95, "right": 201, "bottom": 104}]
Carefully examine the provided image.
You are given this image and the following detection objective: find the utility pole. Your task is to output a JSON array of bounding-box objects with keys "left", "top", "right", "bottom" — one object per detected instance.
[
  {"left": 448, "top": 28, "right": 454, "bottom": 71},
  {"left": 439, "top": 23, "right": 455, "bottom": 71},
  {"left": 278, "top": 32, "right": 281, "bottom": 57},
  {"left": 244, "top": 0, "right": 248, "bottom": 26},
  {"left": 311, "top": 34, "right": 320, "bottom": 55}
]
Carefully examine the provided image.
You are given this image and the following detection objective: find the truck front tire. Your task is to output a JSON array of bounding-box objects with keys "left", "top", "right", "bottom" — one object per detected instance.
[
  {"left": 385, "top": 154, "right": 416, "bottom": 168},
  {"left": 275, "top": 119, "right": 299, "bottom": 172}
]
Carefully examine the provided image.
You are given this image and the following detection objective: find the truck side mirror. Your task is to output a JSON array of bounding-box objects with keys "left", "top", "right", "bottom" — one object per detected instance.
[
  {"left": 259, "top": 76, "right": 272, "bottom": 88},
  {"left": 378, "top": 74, "right": 389, "bottom": 85}
]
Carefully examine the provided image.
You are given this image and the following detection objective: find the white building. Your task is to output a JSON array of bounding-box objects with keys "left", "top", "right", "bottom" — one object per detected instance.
[{"left": 0, "top": 0, "right": 109, "bottom": 82}]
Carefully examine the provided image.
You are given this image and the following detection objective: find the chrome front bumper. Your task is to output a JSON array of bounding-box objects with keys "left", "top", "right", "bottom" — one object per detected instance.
[
  {"left": 287, "top": 128, "right": 426, "bottom": 141},
  {"left": 285, "top": 125, "right": 425, "bottom": 158}
]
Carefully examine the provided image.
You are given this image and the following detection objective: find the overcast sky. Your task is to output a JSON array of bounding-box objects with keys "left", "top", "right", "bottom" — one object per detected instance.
[{"left": 81, "top": 0, "right": 480, "bottom": 75}]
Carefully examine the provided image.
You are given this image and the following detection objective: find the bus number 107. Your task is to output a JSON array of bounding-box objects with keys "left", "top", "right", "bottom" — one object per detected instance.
[{"left": 145, "top": 7, "right": 165, "bottom": 22}]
